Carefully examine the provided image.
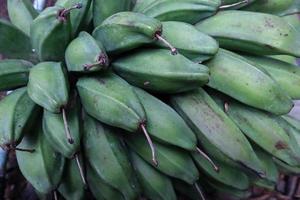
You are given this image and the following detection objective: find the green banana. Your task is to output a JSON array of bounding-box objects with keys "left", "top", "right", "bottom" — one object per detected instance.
[
  {"left": 242, "top": 55, "right": 300, "bottom": 99},
  {"left": 55, "top": 0, "right": 92, "bottom": 36},
  {"left": 196, "top": 11, "right": 300, "bottom": 57},
  {"left": 65, "top": 31, "right": 109, "bottom": 73},
  {"left": 27, "top": 62, "right": 69, "bottom": 113},
  {"left": 83, "top": 115, "right": 140, "bottom": 200},
  {"left": 30, "top": 4, "right": 81, "bottom": 61},
  {"left": 252, "top": 146, "right": 279, "bottom": 190},
  {"left": 170, "top": 88, "right": 264, "bottom": 177},
  {"left": 86, "top": 163, "right": 124, "bottom": 200},
  {"left": 126, "top": 134, "right": 199, "bottom": 184},
  {"left": 0, "top": 87, "right": 40, "bottom": 150},
  {"left": 42, "top": 94, "right": 81, "bottom": 158},
  {"left": 204, "top": 49, "right": 293, "bottom": 115},
  {"left": 0, "top": 19, "right": 34, "bottom": 60},
  {"left": 217, "top": 95, "right": 300, "bottom": 167},
  {"left": 134, "top": 87, "right": 197, "bottom": 150},
  {"left": 192, "top": 152, "right": 250, "bottom": 190},
  {"left": 58, "top": 157, "right": 86, "bottom": 200},
  {"left": 282, "top": 115, "right": 300, "bottom": 131},
  {"left": 112, "top": 49, "right": 209, "bottom": 93},
  {"left": 7, "top": 0, "right": 38, "bottom": 36},
  {"left": 278, "top": 0, "right": 300, "bottom": 16},
  {"left": 242, "top": 0, "right": 294, "bottom": 15},
  {"left": 77, "top": 73, "right": 145, "bottom": 133},
  {"left": 153, "top": 21, "right": 218, "bottom": 63},
  {"left": 130, "top": 151, "right": 177, "bottom": 200},
  {"left": 93, "top": 12, "right": 177, "bottom": 55},
  {"left": 274, "top": 158, "right": 300, "bottom": 174},
  {"left": 0, "top": 59, "right": 32, "bottom": 91},
  {"left": 133, "top": 0, "right": 221, "bottom": 24},
  {"left": 16, "top": 123, "right": 65, "bottom": 194},
  {"left": 93, "top": 0, "right": 132, "bottom": 27}
]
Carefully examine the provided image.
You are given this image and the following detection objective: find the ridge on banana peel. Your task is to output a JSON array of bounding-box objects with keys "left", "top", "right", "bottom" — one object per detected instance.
[
  {"left": 204, "top": 49, "right": 293, "bottom": 115},
  {"left": 112, "top": 49, "right": 209, "bottom": 93},
  {"left": 130, "top": 150, "right": 177, "bottom": 200},
  {"left": 0, "top": 59, "right": 33, "bottom": 91},
  {"left": 154, "top": 21, "right": 219, "bottom": 63},
  {"left": 242, "top": 54, "right": 300, "bottom": 99},
  {"left": 7, "top": 0, "right": 38, "bottom": 36},
  {"left": 83, "top": 115, "right": 141, "bottom": 200},
  {"left": 133, "top": 0, "right": 222, "bottom": 24},
  {"left": 126, "top": 134, "right": 199, "bottom": 185},
  {"left": 16, "top": 122, "right": 65, "bottom": 194},
  {"left": 0, "top": 87, "right": 40, "bottom": 151},
  {"left": 210, "top": 92, "right": 300, "bottom": 167},
  {"left": 170, "top": 88, "right": 265, "bottom": 177},
  {"left": 93, "top": 12, "right": 177, "bottom": 55},
  {"left": 196, "top": 11, "right": 300, "bottom": 57}
]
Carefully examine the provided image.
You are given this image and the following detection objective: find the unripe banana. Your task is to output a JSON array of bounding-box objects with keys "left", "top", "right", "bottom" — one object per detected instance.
[
  {"left": 55, "top": 0, "right": 92, "bottom": 36},
  {"left": 192, "top": 152, "right": 250, "bottom": 190},
  {"left": 28, "top": 62, "right": 70, "bottom": 113},
  {"left": 130, "top": 151, "right": 177, "bottom": 200},
  {"left": 112, "top": 49, "right": 209, "bottom": 93},
  {"left": 133, "top": 0, "right": 222, "bottom": 24},
  {"left": 0, "top": 19, "right": 33, "bottom": 60},
  {"left": 153, "top": 21, "right": 218, "bottom": 63},
  {"left": 86, "top": 164, "right": 124, "bottom": 200},
  {"left": 0, "top": 87, "right": 40, "bottom": 150},
  {"left": 58, "top": 157, "right": 86, "bottom": 200},
  {"left": 204, "top": 49, "right": 293, "bottom": 115},
  {"left": 65, "top": 32, "right": 109, "bottom": 73},
  {"left": 196, "top": 11, "right": 300, "bottom": 57},
  {"left": 31, "top": 4, "right": 81, "bottom": 61},
  {"left": 126, "top": 134, "right": 199, "bottom": 184},
  {"left": 242, "top": 55, "right": 300, "bottom": 99},
  {"left": 216, "top": 95, "right": 300, "bottom": 167},
  {"left": 93, "top": 0, "right": 132, "bottom": 27},
  {"left": 242, "top": 0, "right": 294, "bottom": 15},
  {"left": 93, "top": 12, "right": 177, "bottom": 55},
  {"left": 83, "top": 115, "right": 140, "bottom": 200},
  {"left": 134, "top": 87, "right": 197, "bottom": 150},
  {"left": 16, "top": 123, "right": 65, "bottom": 194},
  {"left": 7, "top": 0, "right": 38, "bottom": 36},
  {"left": 0, "top": 59, "right": 32, "bottom": 91},
  {"left": 170, "top": 88, "right": 264, "bottom": 177}
]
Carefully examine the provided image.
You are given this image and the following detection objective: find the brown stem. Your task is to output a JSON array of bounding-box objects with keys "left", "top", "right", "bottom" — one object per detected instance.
[
  {"left": 140, "top": 124, "right": 158, "bottom": 166},
  {"left": 75, "top": 154, "right": 87, "bottom": 186},
  {"left": 53, "top": 190, "right": 58, "bottom": 200},
  {"left": 58, "top": 3, "right": 82, "bottom": 21},
  {"left": 196, "top": 147, "right": 219, "bottom": 172},
  {"left": 194, "top": 183, "right": 206, "bottom": 200},
  {"left": 83, "top": 53, "right": 108, "bottom": 71},
  {"left": 62, "top": 108, "right": 74, "bottom": 144},
  {"left": 219, "top": 0, "right": 249, "bottom": 10},
  {"left": 155, "top": 33, "right": 178, "bottom": 55}
]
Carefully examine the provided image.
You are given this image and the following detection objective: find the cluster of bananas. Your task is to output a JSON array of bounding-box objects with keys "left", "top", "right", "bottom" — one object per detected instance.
[{"left": 0, "top": 0, "right": 300, "bottom": 199}]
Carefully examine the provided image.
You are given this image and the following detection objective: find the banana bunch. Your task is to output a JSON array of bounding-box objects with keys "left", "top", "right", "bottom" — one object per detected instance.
[{"left": 0, "top": 0, "right": 300, "bottom": 199}]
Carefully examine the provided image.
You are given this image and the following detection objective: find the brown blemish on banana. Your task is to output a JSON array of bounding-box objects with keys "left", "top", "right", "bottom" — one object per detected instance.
[{"left": 275, "top": 141, "right": 288, "bottom": 150}]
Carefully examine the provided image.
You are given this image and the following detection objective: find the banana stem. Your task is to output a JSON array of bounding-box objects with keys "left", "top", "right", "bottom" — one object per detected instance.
[
  {"left": 140, "top": 124, "right": 158, "bottom": 166},
  {"left": 13, "top": 147, "right": 35, "bottom": 153},
  {"left": 83, "top": 53, "right": 108, "bottom": 71},
  {"left": 155, "top": 34, "right": 178, "bottom": 55},
  {"left": 219, "top": 0, "right": 249, "bottom": 10},
  {"left": 53, "top": 190, "right": 58, "bottom": 200},
  {"left": 194, "top": 183, "right": 206, "bottom": 200},
  {"left": 75, "top": 154, "right": 87, "bottom": 186},
  {"left": 196, "top": 147, "right": 219, "bottom": 172},
  {"left": 62, "top": 108, "right": 74, "bottom": 144},
  {"left": 58, "top": 3, "right": 82, "bottom": 21}
]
